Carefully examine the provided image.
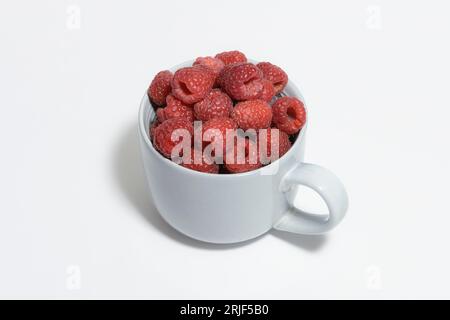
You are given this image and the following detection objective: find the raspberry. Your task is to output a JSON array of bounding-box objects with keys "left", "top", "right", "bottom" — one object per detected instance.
[
  {"left": 215, "top": 50, "right": 247, "bottom": 65},
  {"left": 272, "top": 97, "right": 306, "bottom": 134},
  {"left": 192, "top": 64, "right": 216, "bottom": 79},
  {"left": 153, "top": 118, "right": 194, "bottom": 158},
  {"left": 193, "top": 57, "right": 225, "bottom": 77},
  {"left": 216, "top": 62, "right": 238, "bottom": 88},
  {"left": 194, "top": 89, "right": 233, "bottom": 121},
  {"left": 171, "top": 67, "right": 215, "bottom": 105},
  {"left": 156, "top": 95, "right": 194, "bottom": 123},
  {"left": 148, "top": 70, "right": 173, "bottom": 106},
  {"left": 181, "top": 148, "right": 219, "bottom": 174},
  {"left": 149, "top": 119, "right": 160, "bottom": 141},
  {"left": 258, "top": 128, "right": 291, "bottom": 162},
  {"left": 224, "top": 138, "right": 261, "bottom": 173},
  {"left": 231, "top": 99, "right": 272, "bottom": 131},
  {"left": 257, "top": 62, "right": 288, "bottom": 94},
  {"left": 201, "top": 117, "right": 238, "bottom": 157},
  {"left": 221, "top": 63, "right": 264, "bottom": 101},
  {"left": 259, "top": 79, "right": 275, "bottom": 102}
]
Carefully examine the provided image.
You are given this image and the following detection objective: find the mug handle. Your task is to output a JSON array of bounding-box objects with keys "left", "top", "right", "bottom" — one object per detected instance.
[{"left": 275, "top": 163, "right": 348, "bottom": 234}]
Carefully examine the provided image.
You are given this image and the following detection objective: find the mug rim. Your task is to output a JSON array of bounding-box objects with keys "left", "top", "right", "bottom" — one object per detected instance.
[{"left": 139, "top": 60, "right": 308, "bottom": 179}]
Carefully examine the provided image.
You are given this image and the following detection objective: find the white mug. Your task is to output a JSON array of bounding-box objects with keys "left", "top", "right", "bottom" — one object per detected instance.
[{"left": 138, "top": 61, "right": 348, "bottom": 244}]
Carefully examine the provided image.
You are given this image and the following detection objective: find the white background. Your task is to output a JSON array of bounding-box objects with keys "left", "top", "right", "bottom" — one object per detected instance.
[{"left": 1, "top": 0, "right": 449, "bottom": 299}]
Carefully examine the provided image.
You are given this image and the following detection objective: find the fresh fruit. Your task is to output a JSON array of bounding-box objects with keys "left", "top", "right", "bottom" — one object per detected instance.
[
  {"left": 215, "top": 50, "right": 247, "bottom": 65},
  {"left": 156, "top": 95, "right": 194, "bottom": 122},
  {"left": 231, "top": 99, "right": 272, "bottom": 131},
  {"left": 257, "top": 62, "right": 288, "bottom": 94},
  {"left": 181, "top": 148, "right": 219, "bottom": 174},
  {"left": 272, "top": 97, "right": 306, "bottom": 134},
  {"left": 193, "top": 57, "right": 225, "bottom": 77},
  {"left": 153, "top": 118, "right": 194, "bottom": 158},
  {"left": 258, "top": 128, "right": 291, "bottom": 162},
  {"left": 148, "top": 70, "right": 173, "bottom": 106},
  {"left": 171, "top": 67, "right": 215, "bottom": 104},
  {"left": 147, "top": 52, "right": 304, "bottom": 174},
  {"left": 149, "top": 119, "right": 160, "bottom": 141},
  {"left": 216, "top": 62, "right": 238, "bottom": 88},
  {"left": 221, "top": 63, "right": 264, "bottom": 100},
  {"left": 194, "top": 89, "right": 233, "bottom": 121},
  {"left": 224, "top": 138, "right": 261, "bottom": 173},
  {"left": 201, "top": 117, "right": 238, "bottom": 157},
  {"left": 259, "top": 79, "right": 275, "bottom": 102}
]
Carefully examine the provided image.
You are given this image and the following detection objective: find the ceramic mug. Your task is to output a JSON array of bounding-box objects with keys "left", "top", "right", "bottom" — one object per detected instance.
[{"left": 138, "top": 61, "right": 348, "bottom": 244}]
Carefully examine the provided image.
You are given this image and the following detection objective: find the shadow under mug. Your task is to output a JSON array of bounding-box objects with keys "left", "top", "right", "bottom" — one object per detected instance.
[{"left": 138, "top": 61, "right": 348, "bottom": 244}]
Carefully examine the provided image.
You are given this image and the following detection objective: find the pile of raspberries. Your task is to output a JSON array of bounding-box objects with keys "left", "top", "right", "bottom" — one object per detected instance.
[{"left": 147, "top": 50, "right": 306, "bottom": 174}]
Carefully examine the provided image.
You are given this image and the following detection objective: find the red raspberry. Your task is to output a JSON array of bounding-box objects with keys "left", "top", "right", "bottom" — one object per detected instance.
[
  {"left": 193, "top": 57, "right": 225, "bottom": 77},
  {"left": 259, "top": 79, "right": 275, "bottom": 102},
  {"left": 224, "top": 138, "right": 261, "bottom": 173},
  {"left": 180, "top": 148, "right": 219, "bottom": 174},
  {"left": 201, "top": 117, "right": 238, "bottom": 157},
  {"left": 231, "top": 99, "right": 272, "bottom": 131},
  {"left": 216, "top": 62, "right": 238, "bottom": 88},
  {"left": 149, "top": 119, "right": 160, "bottom": 141},
  {"left": 215, "top": 50, "right": 247, "bottom": 65},
  {"left": 156, "top": 95, "right": 194, "bottom": 123},
  {"left": 257, "top": 62, "right": 288, "bottom": 94},
  {"left": 221, "top": 63, "right": 264, "bottom": 101},
  {"left": 258, "top": 128, "right": 291, "bottom": 163},
  {"left": 272, "top": 97, "right": 306, "bottom": 134},
  {"left": 171, "top": 67, "right": 215, "bottom": 105},
  {"left": 148, "top": 70, "right": 173, "bottom": 106},
  {"left": 153, "top": 118, "right": 194, "bottom": 158},
  {"left": 194, "top": 89, "right": 233, "bottom": 121},
  {"left": 192, "top": 63, "right": 216, "bottom": 78}
]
